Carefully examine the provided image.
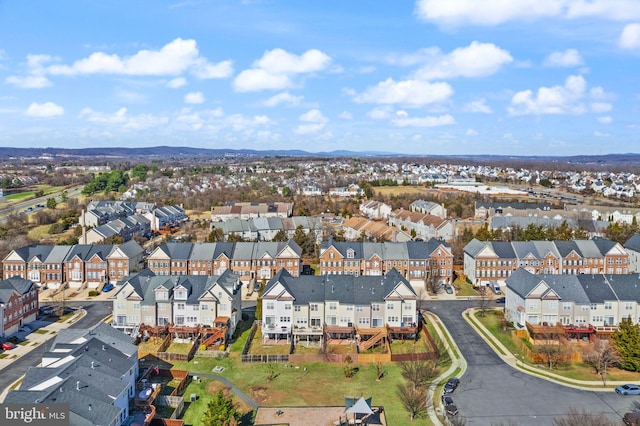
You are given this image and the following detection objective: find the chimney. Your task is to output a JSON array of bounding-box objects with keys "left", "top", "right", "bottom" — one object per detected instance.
[
  {"left": 76, "top": 381, "right": 80, "bottom": 391},
  {"left": 91, "top": 361, "right": 95, "bottom": 369},
  {"left": 102, "top": 344, "right": 105, "bottom": 351}
]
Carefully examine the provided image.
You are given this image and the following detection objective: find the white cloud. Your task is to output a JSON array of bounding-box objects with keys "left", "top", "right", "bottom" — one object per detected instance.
[
  {"left": 543, "top": 49, "right": 584, "bottom": 67},
  {"left": 463, "top": 99, "right": 493, "bottom": 113},
  {"left": 295, "top": 108, "right": 328, "bottom": 134},
  {"left": 79, "top": 107, "right": 169, "bottom": 130},
  {"left": 339, "top": 111, "right": 353, "bottom": 120},
  {"left": 594, "top": 130, "right": 610, "bottom": 137},
  {"left": 466, "top": 128, "right": 478, "bottom": 136},
  {"left": 5, "top": 75, "right": 52, "bottom": 88},
  {"left": 597, "top": 116, "right": 613, "bottom": 124},
  {"left": 262, "top": 91, "right": 303, "bottom": 107},
  {"left": 45, "top": 38, "right": 232, "bottom": 79},
  {"left": 508, "top": 75, "right": 589, "bottom": 115},
  {"left": 367, "top": 106, "right": 393, "bottom": 120},
  {"left": 354, "top": 78, "right": 453, "bottom": 106},
  {"left": 184, "top": 91, "right": 205, "bottom": 104},
  {"left": 391, "top": 114, "right": 455, "bottom": 127},
  {"left": 413, "top": 42, "right": 513, "bottom": 80},
  {"left": 619, "top": 23, "right": 640, "bottom": 49},
  {"left": 299, "top": 109, "right": 328, "bottom": 123},
  {"left": 25, "top": 102, "right": 64, "bottom": 117},
  {"left": 415, "top": 0, "right": 640, "bottom": 26},
  {"left": 166, "top": 77, "right": 187, "bottom": 88},
  {"left": 591, "top": 102, "right": 612, "bottom": 113},
  {"left": 234, "top": 48, "right": 331, "bottom": 92}
]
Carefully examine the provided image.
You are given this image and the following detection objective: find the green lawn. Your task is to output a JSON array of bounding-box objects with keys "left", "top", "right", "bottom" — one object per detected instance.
[
  {"left": 474, "top": 310, "right": 640, "bottom": 385},
  {"left": 166, "top": 342, "right": 194, "bottom": 355},
  {"left": 248, "top": 329, "right": 290, "bottom": 355},
  {"left": 452, "top": 278, "right": 478, "bottom": 297},
  {"left": 181, "top": 378, "right": 254, "bottom": 426},
  {"left": 171, "top": 355, "right": 433, "bottom": 425},
  {"left": 33, "top": 329, "right": 48, "bottom": 335}
]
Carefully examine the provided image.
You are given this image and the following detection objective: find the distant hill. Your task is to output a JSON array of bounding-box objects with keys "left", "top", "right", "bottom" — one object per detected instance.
[{"left": 1, "top": 146, "right": 639, "bottom": 169}]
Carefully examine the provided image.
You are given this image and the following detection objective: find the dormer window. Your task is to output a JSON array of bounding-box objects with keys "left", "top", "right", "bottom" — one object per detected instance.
[
  {"left": 347, "top": 249, "right": 354, "bottom": 259},
  {"left": 156, "top": 289, "right": 168, "bottom": 301},
  {"left": 175, "top": 290, "right": 187, "bottom": 300}
]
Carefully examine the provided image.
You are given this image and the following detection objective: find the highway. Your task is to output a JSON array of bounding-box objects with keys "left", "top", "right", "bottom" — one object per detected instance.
[{"left": 0, "top": 185, "right": 83, "bottom": 221}]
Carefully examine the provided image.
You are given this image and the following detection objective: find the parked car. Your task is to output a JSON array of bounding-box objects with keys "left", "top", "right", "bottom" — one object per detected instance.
[
  {"left": 616, "top": 384, "right": 640, "bottom": 395},
  {"left": 624, "top": 411, "right": 640, "bottom": 426},
  {"left": 495, "top": 297, "right": 506, "bottom": 304},
  {"left": 443, "top": 377, "right": 460, "bottom": 394},
  {"left": 441, "top": 395, "right": 458, "bottom": 416},
  {"left": 444, "top": 285, "right": 454, "bottom": 295},
  {"left": 2, "top": 341, "right": 16, "bottom": 350},
  {"left": 102, "top": 283, "right": 114, "bottom": 292}
]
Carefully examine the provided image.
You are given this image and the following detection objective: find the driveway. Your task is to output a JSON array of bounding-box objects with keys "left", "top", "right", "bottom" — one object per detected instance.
[{"left": 430, "top": 300, "right": 635, "bottom": 425}]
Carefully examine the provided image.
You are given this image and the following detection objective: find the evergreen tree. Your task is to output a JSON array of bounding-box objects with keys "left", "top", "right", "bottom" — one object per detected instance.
[
  {"left": 202, "top": 389, "right": 240, "bottom": 426},
  {"left": 612, "top": 317, "right": 640, "bottom": 372}
]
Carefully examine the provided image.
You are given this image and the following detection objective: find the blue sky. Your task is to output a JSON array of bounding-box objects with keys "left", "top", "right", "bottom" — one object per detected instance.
[{"left": 1, "top": 0, "right": 639, "bottom": 156}]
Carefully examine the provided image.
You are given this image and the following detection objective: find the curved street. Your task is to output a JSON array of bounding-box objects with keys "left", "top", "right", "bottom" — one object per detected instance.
[{"left": 430, "top": 300, "right": 635, "bottom": 425}]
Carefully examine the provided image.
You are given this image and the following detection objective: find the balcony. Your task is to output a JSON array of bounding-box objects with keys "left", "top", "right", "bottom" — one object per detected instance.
[
  {"left": 525, "top": 321, "right": 565, "bottom": 336},
  {"left": 292, "top": 325, "right": 323, "bottom": 336}
]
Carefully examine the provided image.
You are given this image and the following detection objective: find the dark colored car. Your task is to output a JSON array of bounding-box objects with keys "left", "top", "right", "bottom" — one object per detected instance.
[
  {"left": 2, "top": 341, "right": 16, "bottom": 350},
  {"left": 624, "top": 411, "right": 640, "bottom": 426},
  {"left": 441, "top": 395, "right": 458, "bottom": 416},
  {"left": 495, "top": 297, "right": 506, "bottom": 304},
  {"left": 443, "top": 377, "right": 460, "bottom": 394}
]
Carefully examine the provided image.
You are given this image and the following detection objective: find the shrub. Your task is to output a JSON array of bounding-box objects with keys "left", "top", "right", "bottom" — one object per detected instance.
[{"left": 88, "top": 290, "right": 100, "bottom": 297}]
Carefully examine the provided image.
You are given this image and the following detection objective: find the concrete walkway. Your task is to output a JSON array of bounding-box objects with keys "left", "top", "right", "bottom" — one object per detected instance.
[
  {"left": 423, "top": 311, "right": 467, "bottom": 426},
  {"left": 463, "top": 307, "right": 632, "bottom": 391},
  {"left": 190, "top": 372, "right": 260, "bottom": 410},
  {"left": 0, "top": 308, "right": 87, "bottom": 401}
]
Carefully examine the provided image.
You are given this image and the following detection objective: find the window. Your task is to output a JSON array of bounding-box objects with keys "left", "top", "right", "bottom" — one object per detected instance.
[
  {"left": 279, "top": 316, "right": 290, "bottom": 322},
  {"left": 266, "top": 302, "right": 274, "bottom": 310},
  {"left": 285, "top": 304, "right": 291, "bottom": 310},
  {"left": 372, "top": 304, "right": 380, "bottom": 312},
  {"left": 201, "top": 304, "right": 208, "bottom": 311},
  {"left": 387, "top": 303, "right": 394, "bottom": 310},
  {"left": 358, "top": 317, "right": 370, "bottom": 325},
  {"left": 626, "top": 303, "right": 634, "bottom": 311},
  {"left": 549, "top": 302, "right": 557, "bottom": 309},
  {"left": 176, "top": 303, "right": 185, "bottom": 310},
  {"left": 356, "top": 306, "right": 363, "bottom": 312},
  {"left": 294, "top": 305, "right": 301, "bottom": 312},
  {"left": 562, "top": 303, "right": 571, "bottom": 311},
  {"left": 590, "top": 304, "right": 597, "bottom": 310},
  {"left": 329, "top": 303, "right": 337, "bottom": 311},
  {"left": 310, "top": 304, "right": 318, "bottom": 312},
  {"left": 604, "top": 302, "right": 612, "bottom": 310},
  {"left": 528, "top": 301, "right": 538, "bottom": 310},
  {"left": 387, "top": 316, "right": 398, "bottom": 323}
]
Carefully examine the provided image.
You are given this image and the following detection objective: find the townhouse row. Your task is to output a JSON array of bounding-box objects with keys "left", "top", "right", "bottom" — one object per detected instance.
[
  {"left": 505, "top": 268, "right": 640, "bottom": 338},
  {"left": 0, "top": 276, "right": 39, "bottom": 338},
  {"left": 261, "top": 268, "right": 418, "bottom": 343},
  {"left": 111, "top": 269, "right": 242, "bottom": 336},
  {"left": 319, "top": 238, "right": 454, "bottom": 284},
  {"left": 464, "top": 238, "right": 629, "bottom": 286}
]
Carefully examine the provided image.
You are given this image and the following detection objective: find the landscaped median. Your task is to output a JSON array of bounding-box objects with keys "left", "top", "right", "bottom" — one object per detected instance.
[{"left": 464, "top": 307, "right": 640, "bottom": 390}]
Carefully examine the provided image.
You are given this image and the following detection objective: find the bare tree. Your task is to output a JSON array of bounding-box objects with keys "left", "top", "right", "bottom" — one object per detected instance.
[
  {"left": 553, "top": 407, "right": 619, "bottom": 426},
  {"left": 477, "top": 286, "right": 491, "bottom": 317},
  {"left": 415, "top": 287, "right": 429, "bottom": 313},
  {"left": 396, "top": 382, "right": 427, "bottom": 421},
  {"left": 534, "top": 333, "right": 571, "bottom": 370},
  {"left": 425, "top": 273, "right": 441, "bottom": 296},
  {"left": 398, "top": 357, "right": 438, "bottom": 390},
  {"left": 582, "top": 337, "right": 622, "bottom": 386}
]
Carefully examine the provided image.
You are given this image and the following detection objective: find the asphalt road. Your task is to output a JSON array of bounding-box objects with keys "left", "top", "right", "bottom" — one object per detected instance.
[
  {"left": 430, "top": 300, "right": 636, "bottom": 425},
  {"left": 0, "top": 185, "right": 83, "bottom": 221},
  {"left": 0, "top": 301, "right": 111, "bottom": 393}
]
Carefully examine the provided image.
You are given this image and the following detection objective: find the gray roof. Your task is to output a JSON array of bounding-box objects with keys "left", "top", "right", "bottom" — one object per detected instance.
[
  {"left": 506, "top": 268, "right": 591, "bottom": 304},
  {"left": 465, "top": 238, "right": 617, "bottom": 260},
  {"left": 323, "top": 239, "right": 451, "bottom": 260},
  {"left": 265, "top": 268, "right": 416, "bottom": 306},
  {"left": 0, "top": 276, "right": 34, "bottom": 296},
  {"left": 625, "top": 234, "right": 640, "bottom": 252}
]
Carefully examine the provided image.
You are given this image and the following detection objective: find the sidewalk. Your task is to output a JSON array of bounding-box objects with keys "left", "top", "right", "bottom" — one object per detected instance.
[
  {"left": 463, "top": 307, "right": 628, "bottom": 391},
  {"left": 39, "top": 286, "right": 116, "bottom": 303},
  {"left": 0, "top": 308, "right": 87, "bottom": 401}
]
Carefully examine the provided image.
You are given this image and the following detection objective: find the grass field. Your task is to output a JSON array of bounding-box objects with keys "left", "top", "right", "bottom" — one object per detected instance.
[
  {"left": 166, "top": 342, "right": 194, "bottom": 355},
  {"left": 371, "top": 185, "right": 434, "bottom": 197},
  {"left": 181, "top": 378, "right": 254, "bottom": 426},
  {"left": 475, "top": 310, "right": 640, "bottom": 384},
  {"left": 172, "top": 356, "right": 418, "bottom": 425}
]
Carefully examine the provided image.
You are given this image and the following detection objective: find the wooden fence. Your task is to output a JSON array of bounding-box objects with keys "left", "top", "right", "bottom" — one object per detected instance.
[
  {"left": 512, "top": 332, "right": 582, "bottom": 363},
  {"left": 241, "top": 354, "right": 289, "bottom": 363},
  {"left": 242, "top": 322, "right": 259, "bottom": 356},
  {"left": 156, "top": 395, "right": 183, "bottom": 407}
]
